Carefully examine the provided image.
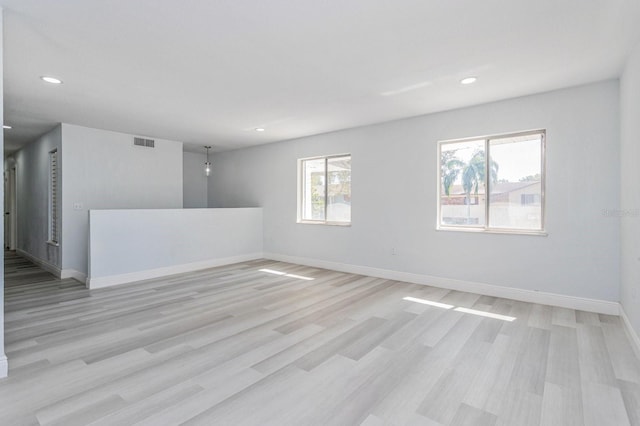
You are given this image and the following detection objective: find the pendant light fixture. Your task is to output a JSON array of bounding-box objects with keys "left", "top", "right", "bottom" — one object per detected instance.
[{"left": 204, "top": 146, "right": 212, "bottom": 177}]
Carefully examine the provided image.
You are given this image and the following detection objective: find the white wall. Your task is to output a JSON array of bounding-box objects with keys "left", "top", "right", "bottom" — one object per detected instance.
[
  {"left": 12, "top": 125, "right": 62, "bottom": 270},
  {"left": 620, "top": 42, "right": 640, "bottom": 336},
  {"left": 61, "top": 124, "right": 183, "bottom": 278},
  {"left": 88, "top": 208, "right": 263, "bottom": 288},
  {"left": 210, "top": 81, "right": 620, "bottom": 303},
  {"left": 183, "top": 151, "right": 208, "bottom": 208}
]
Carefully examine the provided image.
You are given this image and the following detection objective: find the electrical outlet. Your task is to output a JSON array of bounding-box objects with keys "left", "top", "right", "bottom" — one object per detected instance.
[
  {"left": 73, "top": 202, "right": 83, "bottom": 210},
  {"left": 391, "top": 248, "right": 397, "bottom": 256}
]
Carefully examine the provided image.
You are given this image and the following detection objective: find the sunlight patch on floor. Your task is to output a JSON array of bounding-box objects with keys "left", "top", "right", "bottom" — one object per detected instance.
[
  {"left": 259, "top": 269, "right": 315, "bottom": 281},
  {"left": 403, "top": 296, "right": 516, "bottom": 322}
]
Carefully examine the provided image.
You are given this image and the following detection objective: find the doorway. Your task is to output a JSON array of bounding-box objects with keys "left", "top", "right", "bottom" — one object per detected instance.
[{"left": 4, "top": 166, "right": 17, "bottom": 250}]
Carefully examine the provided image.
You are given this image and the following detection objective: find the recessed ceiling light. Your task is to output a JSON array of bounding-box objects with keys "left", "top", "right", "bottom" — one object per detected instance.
[
  {"left": 460, "top": 77, "right": 477, "bottom": 85},
  {"left": 3, "top": 125, "right": 11, "bottom": 129},
  {"left": 255, "top": 128, "right": 265, "bottom": 132},
  {"left": 41, "top": 76, "right": 63, "bottom": 84}
]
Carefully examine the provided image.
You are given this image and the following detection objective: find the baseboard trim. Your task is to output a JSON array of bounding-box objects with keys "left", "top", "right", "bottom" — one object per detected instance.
[
  {"left": 61, "top": 269, "right": 88, "bottom": 285},
  {"left": 263, "top": 252, "right": 620, "bottom": 315},
  {"left": 620, "top": 306, "right": 640, "bottom": 359},
  {"left": 87, "top": 253, "right": 264, "bottom": 289},
  {"left": 16, "top": 248, "right": 61, "bottom": 278},
  {"left": 14, "top": 247, "right": 621, "bottom": 315},
  {"left": 16, "top": 249, "right": 88, "bottom": 285},
  {"left": 0, "top": 355, "right": 7, "bottom": 379}
]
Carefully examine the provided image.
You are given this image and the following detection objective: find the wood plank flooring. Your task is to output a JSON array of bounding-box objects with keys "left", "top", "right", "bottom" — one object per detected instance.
[{"left": 1, "top": 251, "right": 640, "bottom": 425}]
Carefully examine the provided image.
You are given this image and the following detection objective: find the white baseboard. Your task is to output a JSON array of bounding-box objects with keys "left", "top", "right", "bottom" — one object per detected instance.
[
  {"left": 12, "top": 247, "right": 621, "bottom": 315},
  {"left": 16, "top": 249, "right": 88, "bottom": 285},
  {"left": 263, "top": 252, "right": 620, "bottom": 315},
  {"left": 87, "top": 253, "right": 263, "bottom": 289},
  {"left": 61, "top": 269, "right": 88, "bottom": 285},
  {"left": 620, "top": 305, "right": 640, "bottom": 359},
  {"left": 0, "top": 355, "right": 7, "bottom": 379},
  {"left": 16, "top": 248, "right": 61, "bottom": 278}
]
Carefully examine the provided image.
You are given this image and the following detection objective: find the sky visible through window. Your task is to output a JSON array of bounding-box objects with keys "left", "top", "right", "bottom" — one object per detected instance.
[
  {"left": 442, "top": 136, "right": 541, "bottom": 183},
  {"left": 490, "top": 137, "right": 541, "bottom": 182}
]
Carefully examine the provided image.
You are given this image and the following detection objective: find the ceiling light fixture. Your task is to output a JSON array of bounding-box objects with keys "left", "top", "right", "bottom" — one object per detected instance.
[
  {"left": 41, "top": 76, "right": 63, "bottom": 84},
  {"left": 460, "top": 77, "right": 477, "bottom": 85},
  {"left": 3, "top": 125, "right": 11, "bottom": 129},
  {"left": 204, "top": 146, "right": 212, "bottom": 177},
  {"left": 255, "top": 128, "right": 265, "bottom": 132}
]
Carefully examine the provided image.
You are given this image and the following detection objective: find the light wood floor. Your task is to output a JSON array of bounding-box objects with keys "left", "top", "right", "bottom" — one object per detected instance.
[{"left": 2, "top": 252, "right": 640, "bottom": 425}]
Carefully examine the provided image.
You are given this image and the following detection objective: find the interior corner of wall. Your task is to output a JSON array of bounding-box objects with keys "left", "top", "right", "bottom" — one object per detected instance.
[
  {"left": 620, "top": 303, "right": 640, "bottom": 360},
  {"left": 0, "top": 355, "right": 8, "bottom": 379}
]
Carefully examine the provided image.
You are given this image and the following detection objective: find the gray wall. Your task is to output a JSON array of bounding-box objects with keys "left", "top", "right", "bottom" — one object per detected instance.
[
  {"left": 1, "top": 8, "right": 6, "bottom": 378},
  {"left": 620, "top": 42, "right": 640, "bottom": 335},
  {"left": 183, "top": 151, "right": 208, "bottom": 208},
  {"left": 210, "top": 80, "right": 620, "bottom": 302},
  {"left": 13, "top": 125, "right": 63, "bottom": 269},
  {"left": 61, "top": 124, "right": 183, "bottom": 276}
]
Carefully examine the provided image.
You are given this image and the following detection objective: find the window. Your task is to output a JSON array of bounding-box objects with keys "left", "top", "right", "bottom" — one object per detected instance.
[
  {"left": 49, "top": 149, "right": 59, "bottom": 244},
  {"left": 438, "top": 130, "right": 545, "bottom": 234},
  {"left": 299, "top": 154, "right": 351, "bottom": 225}
]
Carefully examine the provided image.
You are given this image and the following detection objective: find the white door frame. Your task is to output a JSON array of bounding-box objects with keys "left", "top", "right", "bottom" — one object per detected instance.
[
  {"left": 4, "top": 166, "right": 17, "bottom": 250},
  {"left": 9, "top": 166, "right": 16, "bottom": 250}
]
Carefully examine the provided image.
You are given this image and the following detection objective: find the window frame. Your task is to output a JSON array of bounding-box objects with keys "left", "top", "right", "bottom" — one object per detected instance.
[
  {"left": 437, "top": 129, "right": 546, "bottom": 236},
  {"left": 48, "top": 149, "right": 60, "bottom": 246},
  {"left": 297, "top": 153, "right": 351, "bottom": 226}
]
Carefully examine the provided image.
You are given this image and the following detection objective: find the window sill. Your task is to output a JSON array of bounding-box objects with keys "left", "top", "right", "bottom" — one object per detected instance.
[
  {"left": 297, "top": 220, "right": 351, "bottom": 227},
  {"left": 436, "top": 226, "right": 547, "bottom": 236},
  {"left": 46, "top": 240, "right": 60, "bottom": 247}
]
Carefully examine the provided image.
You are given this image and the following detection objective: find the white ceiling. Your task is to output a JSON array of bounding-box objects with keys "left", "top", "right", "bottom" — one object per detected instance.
[{"left": 2, "top": 0, "right": 640, "bottom": 153}]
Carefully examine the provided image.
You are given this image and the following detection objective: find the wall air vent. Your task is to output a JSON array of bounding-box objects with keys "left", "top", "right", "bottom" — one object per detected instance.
[{"left": 134, "top": 137, "right": 155, "bottom": 148}]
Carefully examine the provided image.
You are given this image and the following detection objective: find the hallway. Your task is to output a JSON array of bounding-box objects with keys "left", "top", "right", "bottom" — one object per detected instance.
[
  {"left": 5, "top": 251, "right": 56, "bottom": 287},
  {"left": 4, "top": 251, "right": 88, "bottom": 313}
]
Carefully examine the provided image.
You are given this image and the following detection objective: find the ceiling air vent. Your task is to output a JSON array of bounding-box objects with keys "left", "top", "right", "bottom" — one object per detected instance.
[{"left": 134, "top": 137, "right": 155, "bottom": 148}]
